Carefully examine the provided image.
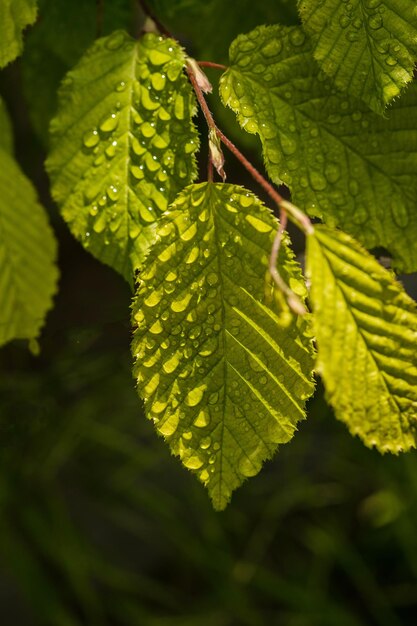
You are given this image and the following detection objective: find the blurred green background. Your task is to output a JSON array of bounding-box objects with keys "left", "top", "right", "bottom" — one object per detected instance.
[{"left": 1, "top": 1, "right": 417, "bottom": 624}]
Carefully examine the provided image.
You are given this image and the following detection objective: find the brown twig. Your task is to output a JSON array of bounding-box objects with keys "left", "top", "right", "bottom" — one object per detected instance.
[
  {"left": 186, "top": 59, "right": 314, "bottom": 314},
  {"left": 137, "top": 0, "right": 172, "bottom": 37},
  {"left": 198, "top": 61, "right": 228, "bottom": 71}
]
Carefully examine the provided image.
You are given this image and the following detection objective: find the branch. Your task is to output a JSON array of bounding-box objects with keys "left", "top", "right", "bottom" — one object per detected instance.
[
  {"left": 186, "top": 56, "right": 313, "bottom": 315},
  {"left": 198, "top": 61, "right": 228, "bottom": 71},
  {"left": 137, "top": 0, "right": 172, "bottom": 37}
]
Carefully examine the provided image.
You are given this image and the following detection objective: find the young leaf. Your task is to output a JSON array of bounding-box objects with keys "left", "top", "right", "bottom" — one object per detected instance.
[
  {"left": 298, "top": 0, "right": 417, "bottom": 114},
  {"left": 47, "top": 31, "right": 199, "bottom": 281},
  {"left": 132, "top": 183, "right": 315, "bottom": 509},
  {"left": 220, "top": 25, "right": 417, "bottom": 272},
  {"left": 0, "top": 0, "right": 38, "bottom": 68},
  {"left": 306, "top": 224, "right": 417, "bottom": 452},
  {"left": 0, "top": 149, "right": 58, "bottom": 348}
]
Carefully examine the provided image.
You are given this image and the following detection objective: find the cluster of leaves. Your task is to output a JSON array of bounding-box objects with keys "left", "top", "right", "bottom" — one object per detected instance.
[{"left": 1, "top": 0, "right": 417, "bottom": 509}]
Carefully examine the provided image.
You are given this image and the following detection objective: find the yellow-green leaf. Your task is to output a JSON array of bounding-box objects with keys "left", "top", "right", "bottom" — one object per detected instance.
[
  {"left": 47, "top": 31, "right": 199, "bottom": 281},
  {"left": 0, "top": 0, "right": 37, "bottom": 68},
  {"left": 220, "top": 24, "right": 417, "bottom": 272},
  {"left": 132, "top": 183, "right": 315, "bottom": 509},
  {"left": 306, "top": 224, "right": 417, "bottom": 452},
  {"left": 299, "top": 0, "right": 417, "bottom": 114},
  {"left": 0, "top": 149, "right": 58, "bottom": 347}
]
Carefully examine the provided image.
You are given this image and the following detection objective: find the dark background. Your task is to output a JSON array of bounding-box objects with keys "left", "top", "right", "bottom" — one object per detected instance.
[{"left": 1, "top": 1, "right": 417, "bottom": 624}]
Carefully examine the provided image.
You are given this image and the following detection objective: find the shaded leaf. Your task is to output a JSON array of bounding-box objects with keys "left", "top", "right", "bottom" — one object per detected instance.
[
  {"left": 306, "top": 224, "right": 417, "bottom": 452},
  {"left": 299, "top": 0, "right": 417, "bottom": 114},
  {"left": 47, "top": 31, "right": 199, "bottom": 280},
  {"left": 0, "top": 0, "right": 37, "bottom": 68},
  {"left": 220, "top": 25, "right": 417, "bottom": 272},
  {"left": 0, "top": 150, "right": 58, "bottom": 347},
  {"left": 132, "top": 182, "right": 315, "bottom": 509}
]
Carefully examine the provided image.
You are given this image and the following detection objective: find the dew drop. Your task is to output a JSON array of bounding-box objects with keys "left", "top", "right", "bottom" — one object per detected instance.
[
  {"left": 309, "top": 171, "right": 327, "bottom": 191},
  {"left": 157, "top": 412, "right": 179, "bottom": 436},
  {"left": 193, "top": 410, "right": 210, "bottom": 428},
  {"left": 107, "top": 184, "right": 119, "bottom": 202},
  {"left": 171, "top": 293, "right": 192, "bottom": 312},
  {"left": 100, "top": 112, "right": 119, "bottom": 133},
  {"left": 162, "top": 353, "right": 181, "bottom": 374},
  {"left": 83, "top": 129, "right": 99, "bottom": 148},
  {"left": 200, "top": 469, "right": 210, "bottom": 482},
  {"left": 148, "top": 49, "right": 172, "bottom": 66},
  {"left": 183, "top": 455, "right": 204, "bottom": 470},
  {"left": 368, "top": 14, "right": 383, "bottom": 29},
  {"left": 390, "top": 200, "right": 409, "bottom": 228},
  {"left": 143, "top": 372, "right": 160, "bottom": 397},
  {"left": 140, "top": 122, "right": 156, "bottom": 138},
  {"left": 149, "top": 320, "right": 163, "bottom": 334},
  {"left": 185, "top": 384, "right": 206, "bottom": 407},
  {"left": 289, "top": 29, "right": 305, "bottom": 47},
  {"left": 261, "top": 39, "right": 282, "bottom": 58},
  {"left": 144, "top": 290, "right": 163, "bottom": 307},
  {"left": 245, "top": 214, "right": 272, "bottom": 233}
]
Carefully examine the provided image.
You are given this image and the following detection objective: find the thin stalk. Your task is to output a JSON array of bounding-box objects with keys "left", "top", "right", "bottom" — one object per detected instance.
[
  {"left": 137, "top": 0, "right": 172, "bottom": 37},
  {"left": 187, "top": 61, "right": 314, "bottom": 314},
  {"left": 198, "top": 61, "right": 228, "bottom": 71}
]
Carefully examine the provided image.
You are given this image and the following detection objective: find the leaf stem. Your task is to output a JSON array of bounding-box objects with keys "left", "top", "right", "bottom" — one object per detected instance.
[
  {"left": 186, "top": 64, "right": 217, "bottom": 131},
  {"left": 186, "top": 54, "right": 313, "bottom": 315},
  {"left": 198, "top": 61, "right": 228, "bottom": 71}
]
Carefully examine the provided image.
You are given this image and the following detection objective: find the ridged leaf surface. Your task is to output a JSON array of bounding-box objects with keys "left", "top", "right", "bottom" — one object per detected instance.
[
  {"left": 47, "top": 31, "right": 198, "bottom": 280},
  {"left": 132, "top": 183, "right": 315, "bottom": 509},
  {"left": 299, "top": 0, "right": 417, "bottom": 113},
  {"left": 0, "top": 0, "right": 37, "bottom": 67},
  {"left": 220, "top": 25, "right": 417, "bottom": 272},
  {"left": 306, "top": 224, "right": 417, "bottom": 452},
  {"left": 0, "top": 149, "right": 58, "bottom": 347}
]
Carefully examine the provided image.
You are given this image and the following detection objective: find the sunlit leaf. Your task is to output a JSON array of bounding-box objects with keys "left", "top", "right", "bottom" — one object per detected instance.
[
  {"left": 132, "top": 182, "right": 315, "bottom": 509},
  {"left": 0, "top": 0, "right": 37, "bottom": 68},
  {"left": 220, "top": 25, "right": 417, "bottom": 272},
  {"left": 306, "top": 224, "right": 417, "bottom": 452},
  {"left": 299, "top": 0, "right": 417, "bottom": 113},
  {"left": 0, "top": 149, "right": 58, "bottom": 347},
  {"left": 47, "top": 31, "right": 199, "bottom": 280}
]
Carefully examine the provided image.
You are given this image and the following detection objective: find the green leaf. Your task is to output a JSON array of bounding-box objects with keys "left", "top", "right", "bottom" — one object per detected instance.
[
  {"left": 22, "top": 0, "right": 136, "bottom": 144},
  {"left": 306, "top": 224, "right": 417, "bottom": 452},
  {"left": 0, "top": 149, "right": 58, "bottom": 347},
  {"left": 220, "top": 25, "right": 417, "bottom": 272},
  {"left": 0, "top": 0, "right": 37, "bottom": 68},
  {"left": 298, "top": 0, "right": 417, "bottom": 114},
  {"left": 0, "top": 97, "right": 13, "bottom": 154},
  {"left": 131, "top": 183, "right": 315, "bottom": 509},
  {"left": 47, "top": 31, "right": 199, "bottom": 281}
]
